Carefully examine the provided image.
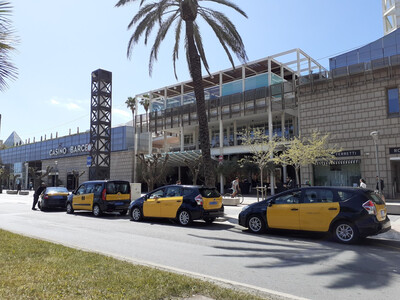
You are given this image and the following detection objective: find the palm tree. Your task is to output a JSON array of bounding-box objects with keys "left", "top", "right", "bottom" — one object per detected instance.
[
  {"left": 126, "top": 96, "right": 137, "bottom": 182},
  {"left": 139, "top": 94, "right": 150, "bottom": 131},
  {"left": 0, "top": 1, "right": 18, "bottom": 91},
  {"left": 116, "top": 0, "right": 248, "bottom": 187}
]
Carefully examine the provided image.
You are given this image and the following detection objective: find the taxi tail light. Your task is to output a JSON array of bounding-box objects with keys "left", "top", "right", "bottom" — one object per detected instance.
[
  {"left": 195, "top": 194, "right": 203, "bottom": 206},
  {"left": 44, "top": 195, "right": 49, "bottom": 199},
  {"left": 102, "top": 188, "right": 107, "bottom": 201},
  {"left": 362, "top": 200, "right": 376, "bottom": 215}
]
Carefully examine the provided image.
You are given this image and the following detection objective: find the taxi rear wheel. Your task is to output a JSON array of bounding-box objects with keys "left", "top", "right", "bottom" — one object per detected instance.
[
  {"left": 177, "top": 210, "right": 192, "bottom": 226},
  {"left": 247, "top": 214, "right": 266, "bottom": 234},
  {"left": 333, "top": 221, "right": 359, "bottom": 244},
  {"left": 131, "top": 207, "right": 143, "bottom": 222},
  {"left": 66, "top": 203, "right": 74, "bottom": 214},
  {"left": 93, "top": 205, "right": 102, "bottom": 217}
]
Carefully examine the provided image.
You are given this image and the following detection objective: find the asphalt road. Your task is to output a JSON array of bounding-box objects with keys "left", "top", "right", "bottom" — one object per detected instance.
[{"left": 1, "top": 193, "right": 400, "bottom": 300}]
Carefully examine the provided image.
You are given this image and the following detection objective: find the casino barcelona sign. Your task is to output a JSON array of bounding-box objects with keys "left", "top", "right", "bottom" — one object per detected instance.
[{"left": 49, "top": 143, "right": 92, "bottom": 156}]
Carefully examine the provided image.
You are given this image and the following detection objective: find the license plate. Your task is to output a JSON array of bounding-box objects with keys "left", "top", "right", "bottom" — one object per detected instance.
[
  {"left": 380, "top": 209, "right": 386, "bottom": 218},
  {"left": 209, "top": 201, "right": 218, "bottom": 205}
]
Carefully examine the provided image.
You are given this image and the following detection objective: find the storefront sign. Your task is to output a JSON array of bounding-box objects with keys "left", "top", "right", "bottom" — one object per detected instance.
[
  {"left": 315, "top": 159, "right": 361, "bottom": 166},
  {"left": 389, "top": 147, "right": 400, "bottom": 154},
  {"left": 49, "top": 143, "right": 92, "bottom": 156},
  {"left": 334, "top": 150, "right": 361, "bottom": 157}
]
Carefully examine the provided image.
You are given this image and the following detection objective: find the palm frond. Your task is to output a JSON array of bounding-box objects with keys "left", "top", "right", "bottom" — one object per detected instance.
[
  {"left": 115, "top": 0, "right": 146, "bottom": 8},
  {"left": 172, "top": 19, "right": 182, "bottom": 79},
  {"left": 149, "top": 11, "right": 179, "bottom": 75},
  {"left": 200, "top": 0, "right": 247, "bottom": 18},
  {"left": 193, "top": 22, "right": 210, "bottom": 75}
]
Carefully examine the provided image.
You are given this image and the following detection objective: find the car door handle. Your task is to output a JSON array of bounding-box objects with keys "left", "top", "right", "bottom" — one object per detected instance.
[
  {"left": 82, "top": 196, "right": 85, "bottom": 200},
  {"left": 328, "top": 207, "right": 337, "bottom": 210},
  {"left": 156, "top": 201, "right": 161, "bottom": 203},
  {"left": 291, "top": 208, "right": 298, "bottom": 211},
  {"left": 176, "top": 200, "right": 182, "bottom": 203}
]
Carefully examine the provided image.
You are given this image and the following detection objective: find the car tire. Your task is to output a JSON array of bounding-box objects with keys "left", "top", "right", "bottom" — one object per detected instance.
[
  {"left": 39, "top": 202, "right": 46, "bottom": 212},
  {"left": 177, "top": 210, "right": 192, "bottom": 226},
  {"left": 333, "top": 221, "right": 359, "bottom": 244},
  {"left": 119, "top": 210, "right": 128, "bottom": 216},
  {"left": 93, "top": 204, "right": 102, "bottom": 217},
  {"left": 130, "top": 207, "right": 143, "bottom": 222},
  {"left": 204, "top": 217, "right": 216, "bottom": 224},
  {"left": 247, "top": 214, "right": 266, "bottom": 234},
  {"left": 66, "top": 203, "right": 74, "bottom": 214}
]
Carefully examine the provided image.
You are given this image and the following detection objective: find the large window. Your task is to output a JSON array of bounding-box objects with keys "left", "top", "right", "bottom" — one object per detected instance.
[{"left": 388, "top": 88, "right": 400, "bottom": 114}]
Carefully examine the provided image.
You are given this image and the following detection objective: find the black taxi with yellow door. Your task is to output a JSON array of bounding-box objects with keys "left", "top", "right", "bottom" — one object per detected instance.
[
  {"left": 128, "top": 185, "right": 224, "bottom": 226},
  {"left": 238, "top": 186, "right": 391, "bottom": 243},
  {"left": 66, "top": 180, "right": 131, "bottom": 217}
]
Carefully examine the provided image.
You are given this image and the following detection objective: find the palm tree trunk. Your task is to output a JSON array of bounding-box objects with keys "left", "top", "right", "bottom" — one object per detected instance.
[{"left": 185, "top": 20, "right": 215, "bottom": 187}]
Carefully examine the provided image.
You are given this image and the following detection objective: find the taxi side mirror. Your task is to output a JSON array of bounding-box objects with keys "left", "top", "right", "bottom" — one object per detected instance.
[{"left": 268, "top": 200, "right": 274, "bottom": 207}]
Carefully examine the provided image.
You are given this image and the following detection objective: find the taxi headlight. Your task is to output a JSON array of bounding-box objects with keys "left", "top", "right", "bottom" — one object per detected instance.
[{"left": 241, "top": 205, "right": 249, "bottom": 212}]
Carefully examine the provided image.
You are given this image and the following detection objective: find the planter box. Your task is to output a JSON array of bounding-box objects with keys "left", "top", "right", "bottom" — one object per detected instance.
[
  {"left": 6, "top": 190, "right": 18, "bottom": 195},
  {"left": 222, "top": 196, "right": 240, "bottom": 206},
  {"left": 19, "top": 191, "right": 29, "bottom": 196}
]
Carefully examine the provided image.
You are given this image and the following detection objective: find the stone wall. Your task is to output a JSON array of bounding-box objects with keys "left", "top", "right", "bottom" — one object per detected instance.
[{"left": 298, "top": 66, "right": 400, "bottom": 197}]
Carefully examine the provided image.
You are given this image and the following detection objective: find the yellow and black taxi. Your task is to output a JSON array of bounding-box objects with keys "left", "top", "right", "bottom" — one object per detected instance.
[
  {"left": 38, "top": 187, "right": 70, "bottom": 211},
  {"left": 66, "top": 180, "right": 131, "bottom": 217},
  {"left": 238, "top": 186, "right": 391, "bottom": 243},
  {"left": 128, "top": 185, "right": 224, "bottom": 226}
]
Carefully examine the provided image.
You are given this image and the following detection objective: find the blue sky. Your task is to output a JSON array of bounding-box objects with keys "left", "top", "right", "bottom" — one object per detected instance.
[{"left": 1, "top": 0, "right": 383, "bottom": 143}]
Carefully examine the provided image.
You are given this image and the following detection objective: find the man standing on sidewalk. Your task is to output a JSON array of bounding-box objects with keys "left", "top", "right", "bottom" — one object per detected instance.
[{"left": 32, "top": 182, "right": 46, "bottom": 210}]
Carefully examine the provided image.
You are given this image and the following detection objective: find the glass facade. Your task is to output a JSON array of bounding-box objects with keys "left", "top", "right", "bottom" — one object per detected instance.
[
  {"left": 388, "top": 88, "right": 400, "bottom": 114},
  {"left": 0, "top": 126, "right": 133, "bottom": 165},
  {"left": 313, "top": 164, "right": 361, "bottom": 187},
  {"left": 330, "top": 27, "right": 400, "bottom": 70}
]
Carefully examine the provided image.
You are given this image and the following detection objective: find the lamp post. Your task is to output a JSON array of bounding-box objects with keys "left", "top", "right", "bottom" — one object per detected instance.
[
  {"left": 24, "top": 162, "right": 28, "bottom": 190},
  {"left": 370, "top": 131, "right": 381, "bottom": 194},
  {"left": 54, "top": 161, "right": 58, "bottom": 187}
]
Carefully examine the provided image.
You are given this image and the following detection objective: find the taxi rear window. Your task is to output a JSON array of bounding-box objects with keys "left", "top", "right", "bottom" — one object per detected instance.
[
  {"left": 199, "top": 188, "right": 220, "bottom": 198},
  {"left": 367, "top": 192, "right": 385, "bottom": 205},
  {"left": 106, "top": 182, "right": 130, "bottom": 194}
]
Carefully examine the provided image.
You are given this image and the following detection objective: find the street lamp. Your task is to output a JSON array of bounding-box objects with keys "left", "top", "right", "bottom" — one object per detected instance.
[
  {"left": 370, "top": 131, "right": 381, "bottom": 194},
  {"left": 54, "top": 160, "right": 58, "bottom": 187},
  {"left": 24, "top": 162, "right": 28, "bottom": 190}
]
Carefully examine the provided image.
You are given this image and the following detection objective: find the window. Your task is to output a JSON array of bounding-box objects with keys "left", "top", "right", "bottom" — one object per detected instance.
[
  {"left": 274, "top": 190, "right": 301, "bottom": 204},
  {"left": 165, "top": 186, "right": 182, "bottom": 197},
  {"left": 303, "top": 189, "right": 334, "bottom": 203},
  {"left": 76, "top": 185, "right": 86, "bottom": 195},
  {"left": 337, "top": 191, "right": 354, "bottom": 202},
  {"left": 388, "top": 88, "right": 400, "bottom": 114},
  {"left": 149, "top": 189, "right": 165, "bottom": 198}
]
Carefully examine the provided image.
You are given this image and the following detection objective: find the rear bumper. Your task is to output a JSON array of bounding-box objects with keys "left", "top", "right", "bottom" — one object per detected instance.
[
  {"left": 190, "top": 206, "right": 224, "bottom": 220},
  {"left": 42, "top": 198, "right": 67, "bottom": 208},
  {"left": 356, "top": 216, "right": 391, "bottom": 237},
  {"left": 100, "top": 200, "right": 130, "bottom": 212}
]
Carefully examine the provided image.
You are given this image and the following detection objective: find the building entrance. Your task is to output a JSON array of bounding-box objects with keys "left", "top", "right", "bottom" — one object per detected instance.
[{"left": 390, "top": 160, "right": 400, "bottom": 198}]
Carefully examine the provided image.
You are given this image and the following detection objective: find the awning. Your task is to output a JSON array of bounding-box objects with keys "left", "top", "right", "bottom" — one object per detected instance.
[{"left": 145, "top": 150, "right": 202, "bottom": 167}]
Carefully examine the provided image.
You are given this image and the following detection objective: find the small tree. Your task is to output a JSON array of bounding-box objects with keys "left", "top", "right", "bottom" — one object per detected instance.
[
  {"left": 72, "top": 170, "right": 85, "bottom": 190},
  {"left": 184, "top": 155, "right": 202, "bottom": 185},
  {"left": 29, "top": 166, "right": 53, "bottom": 189},
  {"left": 238, "top": 128, "right": 280, "bottom": 192},
  {"left": 275, "top": 131, "right": 339, "bottom": 186},
  {"left": 137, "top": 153, "right": 169, "bottom": 191}
]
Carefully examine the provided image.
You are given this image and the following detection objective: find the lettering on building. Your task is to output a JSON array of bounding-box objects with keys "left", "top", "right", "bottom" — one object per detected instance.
[
  {"left": 315, "top": 159, "right": 361, "bottom": 166},
  {"left": 49, "top": 144, "right": 92, "bottom": 156},
  {"left": 389, "top": 147, "right": 400, "bottom": 154},
  {"left": 334, "top": 150, "right": 361, "bottom": 157}
]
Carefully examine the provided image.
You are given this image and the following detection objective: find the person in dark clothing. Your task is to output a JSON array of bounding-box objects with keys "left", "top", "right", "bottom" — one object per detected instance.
[
  {"left": 284, "top": 177, "right": 294, "bottom": 190},
  {"left": 376, "top": 176, "right": 384, "bottom": 192},
  {"left": 17, "top": 182, "right": 22, "bottom": 193},
  {"left": 32, "top": 182, "right": 46, "bottom": 210}
]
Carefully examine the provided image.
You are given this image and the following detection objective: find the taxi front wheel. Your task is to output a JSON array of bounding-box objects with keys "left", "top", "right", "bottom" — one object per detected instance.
[
  {"left": 131, "top": 207, "right": 143, "bottom": 221},
  {"left": 66, "top": 203, "right": 74, "bottom": 214},
  {"left": 177, "top": 210, "right": 192, "bottom": 226},
  {"left": 248, "top": 215, "right": 266, "bottom": 233}
]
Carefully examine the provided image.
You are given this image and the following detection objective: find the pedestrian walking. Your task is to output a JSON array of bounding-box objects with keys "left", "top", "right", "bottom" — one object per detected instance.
[
  {"left": 231, "top": 177, "right": 240, "bottom": 197},
  {"left": 360, "top": 178, "right": 367, "bottom": 189},
  {"left": 375, "top": 176, "right": 384, "bottom": 192},
  {"left": 32, "top": 182, "right": 46, "bottom": 210}
]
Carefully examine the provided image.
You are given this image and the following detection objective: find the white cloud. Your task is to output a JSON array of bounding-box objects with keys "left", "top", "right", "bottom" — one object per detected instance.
[
  {"left": 113, "top": 108, "right": 131, "bottom": 119},
  {"left": 49, "top": 97, "right": 85, "bottom": 111}
]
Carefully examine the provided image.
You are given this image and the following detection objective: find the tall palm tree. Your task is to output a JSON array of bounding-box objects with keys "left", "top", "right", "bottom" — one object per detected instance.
[
  {"left": 0, "top": 1, "right": 18, "bottom": 91},
  {"left": 139, "top": 94, "right": 150, "bottom": 131},
  {"left": 126, "top": 96, "right": 137, "bottom": 182},
  {"left": 116, "top": 0, "right": 248, "bottom": 187}
]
